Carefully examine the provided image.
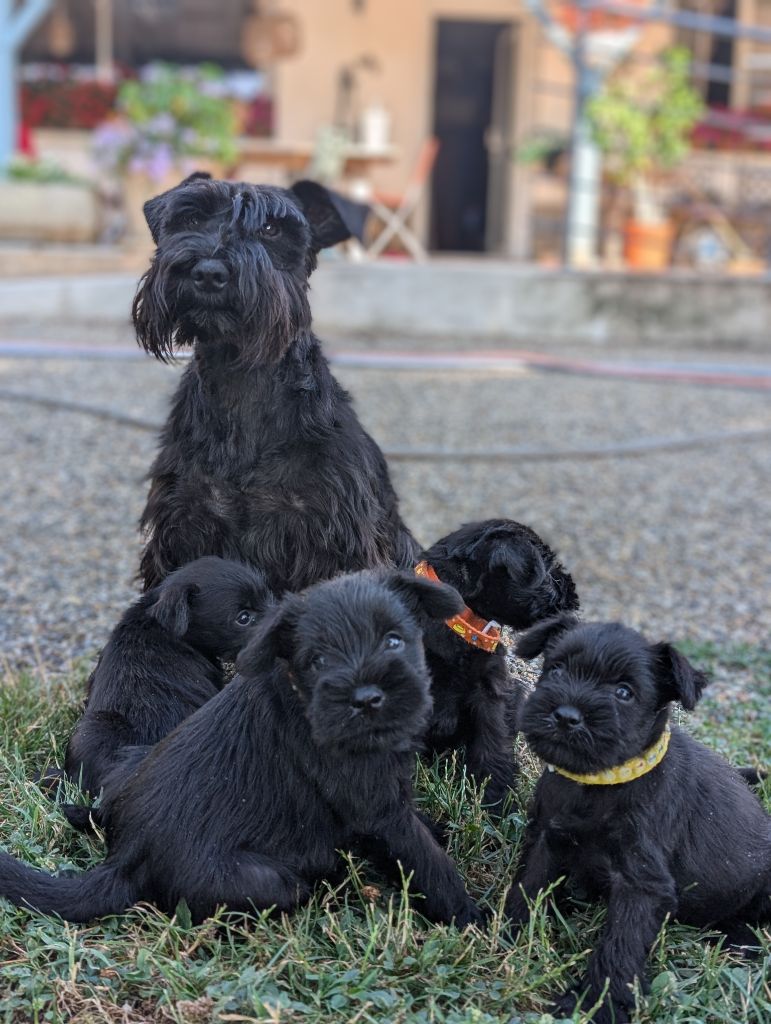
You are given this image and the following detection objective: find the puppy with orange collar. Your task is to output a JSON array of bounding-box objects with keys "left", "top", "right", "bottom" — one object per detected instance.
[{"left": 415, "top": 519, "right": 579, "bottom": 810}]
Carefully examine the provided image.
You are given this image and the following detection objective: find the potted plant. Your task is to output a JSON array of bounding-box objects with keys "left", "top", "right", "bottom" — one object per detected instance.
[
  {"left": 0, "top": 157, "right": 99, "bottom": 242},
  {"left": 587, "top": 47, "right": 704, "bottom": 269},
  {"left": 93, "top": 63, "right": 237, "bottom": 241}
]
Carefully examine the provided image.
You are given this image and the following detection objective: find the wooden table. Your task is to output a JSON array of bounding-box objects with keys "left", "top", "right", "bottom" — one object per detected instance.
[{"left": 230, "top": 138, "right": 399, "bottom": 186}]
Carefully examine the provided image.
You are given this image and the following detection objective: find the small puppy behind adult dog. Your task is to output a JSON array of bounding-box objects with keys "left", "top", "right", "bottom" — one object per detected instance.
[
  {"left": 64, "top": 556, "right": 272, "bottom": 797},
  {"left": 505, "top": 614, "right": 770, "bottom": 1024},
  {"left": 134, "top": 173, "right": 419, "bottom": 593},
  {"left": 0, "top": 571, "right": 482, "bottom": 928},
  {"left": 415, "top": 519, "right": 579, "bottom": 809}
]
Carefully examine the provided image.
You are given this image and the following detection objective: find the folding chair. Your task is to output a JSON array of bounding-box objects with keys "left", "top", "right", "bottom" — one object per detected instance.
[{"left": 365, "top": 137, "right": 440, "bottom": 261}]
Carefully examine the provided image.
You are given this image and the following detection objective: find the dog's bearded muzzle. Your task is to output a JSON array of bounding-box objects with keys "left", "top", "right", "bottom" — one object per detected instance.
[
  {"left": 520, "top": 681, "right": 625, "bottom": 775},
  {"left": 305, "top": 668, "right": 432, "bottom": 754},
  {"left": 133, "top": 236, "right": 312, "bottom": 362}
]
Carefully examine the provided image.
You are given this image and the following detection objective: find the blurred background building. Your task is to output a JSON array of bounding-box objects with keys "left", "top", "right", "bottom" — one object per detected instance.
[{"left": 4, "top": 0, "right": 771, "bottom": 273}]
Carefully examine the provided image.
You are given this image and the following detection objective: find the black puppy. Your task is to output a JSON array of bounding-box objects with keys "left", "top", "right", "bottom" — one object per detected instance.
[
  {"left": 416, "top": 519, "right": 579, "bottom": 809},
  {"left": 0, "top": 571, "right": 481, "bottom": 928},
  {"left": 505, "top": 614, "right": 770, "bottom": 1024},
  {"left": 134, "top": 173, "right": 418, "bottom": 592},
  {"left": 63, "top": 556, "right": 271, "bottom": 798}
]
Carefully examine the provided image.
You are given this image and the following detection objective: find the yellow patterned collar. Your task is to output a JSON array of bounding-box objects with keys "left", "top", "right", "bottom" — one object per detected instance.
[{"left": 547, "top": 727, "right": 671, "bottom": 786}]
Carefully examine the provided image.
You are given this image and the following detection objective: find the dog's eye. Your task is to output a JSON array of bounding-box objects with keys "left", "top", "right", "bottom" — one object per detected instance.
[
  {"left": 311, "top": 654, "right": 326, "bottom": 672},
  {"left": 185, "top": 214, "right": 200, "bottom": 229},
  {"left": 260, "top": 219, "right": 281, "bottom": 239},
  {"left": 236, "top": 610, "right": 256, "bottom": 627},
  {"left": 615, "top": 684, "right": 634, "bottom": 702},
  {"left": 384, "top": 633, "right": 403, "bottom": 650}
]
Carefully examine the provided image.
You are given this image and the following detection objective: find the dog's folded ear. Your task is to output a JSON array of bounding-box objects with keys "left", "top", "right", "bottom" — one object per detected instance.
[
  {"left": 515, "top": 612, "right": 579, "bottom": 659},
  {"left": 489, "top": 538, "right": 545, "bottom": 585},
  {"left": 146, "top": 579, "right": 200, "bottom": 637},
  {"left": 485, "top": 528, "right": 580, "bottom": 614},
  {"left": 236, "top": 597, "right": 300, "bottom": 676},
  {"left": 290, "top": 179, "right": 370, "bottom": 248},
  {"left": 384, "top": 570, "right": 465, "bottom": 621},
  {"left": 651, "top": 642, "right": 709, "bottom": 710},
  {"left": 143, "top": 171, "right": 213, "bottom": 243}
]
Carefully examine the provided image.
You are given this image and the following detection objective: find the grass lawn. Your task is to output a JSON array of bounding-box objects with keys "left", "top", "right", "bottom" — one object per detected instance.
[{"left": 0, "top": 644, "right": 769, "bottom": 1024}]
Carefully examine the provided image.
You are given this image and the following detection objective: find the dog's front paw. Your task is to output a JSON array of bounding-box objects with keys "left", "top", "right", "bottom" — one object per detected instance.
[
  {"left": 551, "top": 985, "right": 631, "bottom": 1024},
  {"left": 479, "top": 777, "right": 515, "bottom": 815},
  {"left": 451, "top": 898, "right": 487, "bottom": 930},
  {"left": 416, "top": 810, "right": 449, "bottom": 847},
  {"left": 502, "top": 886, "right": 531, "bottom": 931}
]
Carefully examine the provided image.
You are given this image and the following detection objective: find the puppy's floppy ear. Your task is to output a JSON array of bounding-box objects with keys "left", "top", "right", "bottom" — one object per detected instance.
[
  {"left": 515, "top": 612, "right": 579, "bottom": 660},
  {"left": 290, "top": 179, "right": 369, "bottom": 248},
  {"left": 488, "top": 535, "right": 544, "bottom": 583},
  {"left": 651, "top": 642, "right": 708, "bottom": 710},
  {"left": 236, "top": 597, "right": 300, "bottom": 676},
  {"left": 146, "top": 579, "right": 199, "bottom": 637},
  {"left": 143, "top": 171, "right": 212, "bottom": 243},
  {"left": 384, "top": 570, "right": 465, "bottom": 621}
]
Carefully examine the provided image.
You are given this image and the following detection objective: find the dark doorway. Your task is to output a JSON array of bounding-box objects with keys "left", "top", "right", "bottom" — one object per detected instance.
[{"left": 430, "top": 19, "right": 512, "bottom": 252}]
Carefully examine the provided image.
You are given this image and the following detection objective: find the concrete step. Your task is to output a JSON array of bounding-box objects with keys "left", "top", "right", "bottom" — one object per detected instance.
[{"left": 1, "top": 258, "right": 770, "bottom": 350}]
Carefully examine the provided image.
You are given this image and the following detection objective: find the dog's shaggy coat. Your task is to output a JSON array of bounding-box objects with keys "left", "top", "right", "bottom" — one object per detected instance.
[
  {"left": 0, "top": 571, "right": 481, "bottom": 927},
  {"left": 134, "top": 174, "right": 418, "bottom": 592},
  {"left": 506, "top": 614, "right": 771, "bottom": 1024}
]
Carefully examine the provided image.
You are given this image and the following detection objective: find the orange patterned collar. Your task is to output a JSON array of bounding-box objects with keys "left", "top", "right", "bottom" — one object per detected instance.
[{"left": 415, "top": 561, "right": 502, "bottom": 653}]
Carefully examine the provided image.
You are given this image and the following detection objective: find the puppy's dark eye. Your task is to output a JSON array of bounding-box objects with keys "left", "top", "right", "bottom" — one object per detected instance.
[
  {"left": 311, "top": 654, "right": 326, "bottom": 672},
  {"left": 236, "top": 610, "right": 256, "bottom": 627},
  {"left": 185, "top": 214, "right": 200, "bottom": 229},
  {"left": 384, "top": 633, "right": 403, "bottom": 650},
  {"left": 260, "top": 219, "right": 281, "bottom": 238},
  {"left": 615, "top": 684, "right": 634, "bottom": 702}
]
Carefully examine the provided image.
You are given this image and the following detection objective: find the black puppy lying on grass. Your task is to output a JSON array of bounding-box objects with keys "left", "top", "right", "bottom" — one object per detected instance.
[
  {"left": 415, "top": 519, "right": 579, "bottom": 809},
  {"left": 0, "top": 571, "right": 482, "bottom": 927},
  {"left": 505, "top": 614, "right": 770, "bottom": 1024},
  {"left": 63, "top": 556, "right": 271, "bottom": 797}
]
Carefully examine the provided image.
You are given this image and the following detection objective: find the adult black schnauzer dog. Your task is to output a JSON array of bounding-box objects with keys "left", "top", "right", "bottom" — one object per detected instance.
[
  {"left": 134, "top": 173, "right": 418, "bottom": 592},
  {"left": 505, "top": 614, "right": 771, "bottom": 1024},
  {"left": 415, "top": 519, "right": 579, "bottom": 810},
  {"left": 63, "top": 556, "right": 271, "bottom": 798},
  {"left": 0, "top": 571, "right": 482, "bottom": 928}
]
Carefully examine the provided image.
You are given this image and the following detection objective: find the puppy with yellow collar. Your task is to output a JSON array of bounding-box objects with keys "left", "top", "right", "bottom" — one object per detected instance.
[{"left": 506, "top": 614, "right": 770, "bottom": 1024}]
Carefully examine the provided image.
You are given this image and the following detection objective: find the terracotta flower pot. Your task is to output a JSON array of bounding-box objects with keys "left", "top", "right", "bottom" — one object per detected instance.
[{"left": 623, "top": 219, "right": 674, "bottom": 270}]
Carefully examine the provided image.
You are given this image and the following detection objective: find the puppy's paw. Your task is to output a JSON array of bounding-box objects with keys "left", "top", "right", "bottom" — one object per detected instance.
[
  {"left": 35, "top": 765, "right": 64, "bottom": 794},
  {"left": 479, "top": 778, "right": 515, "bottom": 816},
  {"left": 502, "top": 887, "right": 531, "bottom": 932},
  {"left": 416, "top": 811, "right": 449, "bottom": 847},
  {"left": 61, "top": 802, "right": 101, "bottom": 834},
  {"left": 552, "top": 986, "right": 631, "bottom": 1024},
  {"left": 451, "top": 899, "right": 487, "bottom": 930}
]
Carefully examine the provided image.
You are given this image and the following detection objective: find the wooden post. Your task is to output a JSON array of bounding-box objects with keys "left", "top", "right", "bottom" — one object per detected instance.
[
  {"left": 0, "top": 0, "right": 53, "bottom": 170},
  {"left": 95, "top": 0, "right": 115, "bottom": 84},
  {"left": 732, "top": 0, "right": 757, "bottom": 109}
]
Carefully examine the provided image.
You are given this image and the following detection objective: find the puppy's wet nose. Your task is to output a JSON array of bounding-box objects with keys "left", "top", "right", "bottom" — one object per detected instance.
[
  {"left": 552, "top": 704, "right": 583, "bottom": 729},
  {"left": 351, "top": 686, "right": 385, "bottom": 712},
  {"left": 192, "top": 259, "right": 230, "bottom": 292}
]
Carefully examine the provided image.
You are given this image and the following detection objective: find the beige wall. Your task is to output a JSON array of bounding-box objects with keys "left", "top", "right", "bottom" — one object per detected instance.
[
  {"left": 275, "top": 0, "right": 539, "bottom": 255},
  {"left": 273, "top": 1, "right": 674, "bottom": 257}
]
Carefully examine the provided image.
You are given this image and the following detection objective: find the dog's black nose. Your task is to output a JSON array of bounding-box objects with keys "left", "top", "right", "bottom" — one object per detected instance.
[
  {"left": 351, "top": 686, "right": 385, "bottom": 712},
  {"left": 192, "top": 259, "right": 230, "bottom": 292},
  {"left": 552, "top": 704, "right": 583, "bottom": 729}
]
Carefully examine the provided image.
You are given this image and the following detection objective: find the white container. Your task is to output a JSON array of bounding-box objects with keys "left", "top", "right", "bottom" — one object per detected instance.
[{"left": 359, "top": 103, "right": 390, "bottom": 151}]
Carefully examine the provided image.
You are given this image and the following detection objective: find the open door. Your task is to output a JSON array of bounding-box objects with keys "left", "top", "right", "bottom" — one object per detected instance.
[{"left": 429, "top": 19, "right": 514, "bottom": 252}]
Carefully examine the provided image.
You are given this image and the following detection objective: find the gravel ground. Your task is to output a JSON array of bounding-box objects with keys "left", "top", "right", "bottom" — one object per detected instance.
[{"left": 1, "top": 341, "right": 769, "bottom": 676}]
